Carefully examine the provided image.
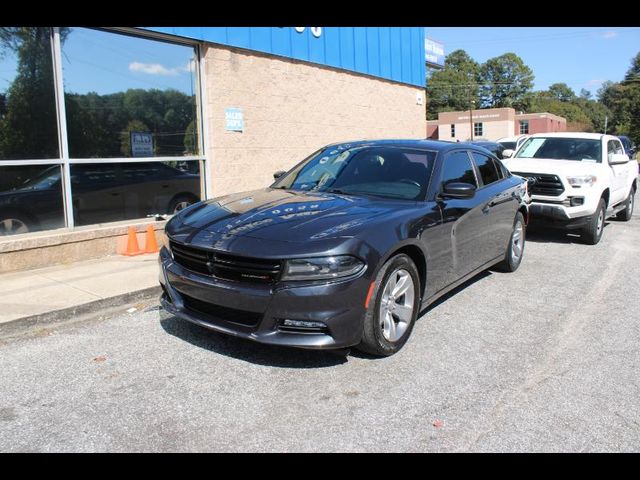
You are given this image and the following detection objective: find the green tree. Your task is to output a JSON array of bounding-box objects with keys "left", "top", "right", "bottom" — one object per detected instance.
[
  {"left": 426, "top": 49, "right": 481, "bottom": 119},
  {"left": 479, "top": 53, "right": 534, "bottom": 110},
  {"left": 183, "top": 120, "right": 198, "bottom": 155},
  {"left": 548, "top": 82, "right": 576, "bottom": 102},
  {"left": 0, "top": 28, "right": 58, "bottom": 159}
]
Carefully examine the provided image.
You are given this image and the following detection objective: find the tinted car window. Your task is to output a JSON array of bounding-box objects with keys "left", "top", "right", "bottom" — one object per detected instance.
[
  {"left": 441, "top": 151, "right": 477, "bottom": 188},
  {"left": 274, "top": 146, "right": 436, "bottom": 201},
  {"left": 472, "top": 152, "right": 500, "bottom": 186}
]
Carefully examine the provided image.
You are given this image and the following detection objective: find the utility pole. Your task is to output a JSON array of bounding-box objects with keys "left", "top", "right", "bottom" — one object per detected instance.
[{"left": 468, "top": 87, "right": 474, "bottom": 141}]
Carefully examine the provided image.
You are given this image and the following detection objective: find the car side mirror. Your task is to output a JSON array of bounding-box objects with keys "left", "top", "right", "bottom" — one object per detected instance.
[
  {"left": 273, "top": 170, "right": 286, "bottom": 179},
  {"left": 502, "top": 149, "right": 515, "bottom": 158},
  {"left": 442, "top": 182, "right": 476, "bottom": 199},
  {"left": 609, "top": 153, "right": 629, "bottom": 165}
]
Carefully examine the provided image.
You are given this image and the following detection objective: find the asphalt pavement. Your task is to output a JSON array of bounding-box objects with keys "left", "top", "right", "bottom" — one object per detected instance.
[{"left": 1, "top": 209, "right": 639, "bottom": 452}]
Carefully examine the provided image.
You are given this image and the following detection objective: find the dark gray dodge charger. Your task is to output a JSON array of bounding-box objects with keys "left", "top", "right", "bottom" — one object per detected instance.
[{"left": 159, "top": 140, "right": 529, "bottom": 356}]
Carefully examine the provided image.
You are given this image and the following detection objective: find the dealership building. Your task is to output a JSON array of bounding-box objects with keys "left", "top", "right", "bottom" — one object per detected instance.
[
  {"left": 0, "top": 27, "right": 427, "bottom": 271},
  {"left": 426, "top": 107, "right": 567, "bottom": 142}
]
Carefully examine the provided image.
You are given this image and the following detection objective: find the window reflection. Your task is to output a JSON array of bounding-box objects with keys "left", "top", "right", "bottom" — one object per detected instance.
[
  {"left": 62, "top": 28, "right": 199, "bottom": 158},
  {"left": 0, "top": 27, "right": 59, "bottom": 160},
  {"left": 70, "top": 161, "right": 201, "bottom": 226},
  {"left": 0, "top": 165, "right": 65, "bottom": 235}
]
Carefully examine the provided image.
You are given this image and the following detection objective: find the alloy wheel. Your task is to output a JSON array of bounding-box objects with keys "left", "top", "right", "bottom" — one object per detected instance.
[
  {"left": 512, "top": 219, "right": 524, "bottom": 262},
  {"left": 0, "top": 218, "right": 29, "bottom": 236},
  {"left": 379, "top": 268, "right": 415, "bottom": 342}
]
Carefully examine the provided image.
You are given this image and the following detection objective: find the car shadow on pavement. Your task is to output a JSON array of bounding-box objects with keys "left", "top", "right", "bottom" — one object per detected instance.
[
  {"left": 525, "top": 223, "right": 610, "bottom": 244},
  {"left": 159, "top": 315, "right": 349, "bottom": 368}
]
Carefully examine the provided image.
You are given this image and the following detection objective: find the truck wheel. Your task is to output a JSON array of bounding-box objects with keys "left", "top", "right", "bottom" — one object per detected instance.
[
  {"left": 615, "top": 187, "right": 635, "bottom": 221},
  {"left": 495, "top": 212, "right": 526, "bottom": 272},
  {"left": 357, "top": 254, "right": 420, "bottom": 357},
  {"left": 582, "top": 198, "right": 606, "bottom": 245}
]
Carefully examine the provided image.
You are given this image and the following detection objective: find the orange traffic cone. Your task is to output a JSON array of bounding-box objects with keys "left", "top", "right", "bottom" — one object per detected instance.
[
  {"left": 143, "top": 225, "right": 160, "bottom": 254},
  {"left": 122, "top": 226, "right": 143, "bottom": 256}
]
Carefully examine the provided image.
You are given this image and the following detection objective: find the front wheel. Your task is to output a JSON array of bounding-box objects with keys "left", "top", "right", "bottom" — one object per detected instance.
[
  {"left": 616, "top": 187, "right": 635, "bottom": 221},
  {"left": 357, "top": 254, "right": 420, "bottom": 357},
  {"left": 495, "top": 211, "right": 526, "bottom": 272},
  {"left": 582, "top": 198, "right": 606, "bottom": 245}
]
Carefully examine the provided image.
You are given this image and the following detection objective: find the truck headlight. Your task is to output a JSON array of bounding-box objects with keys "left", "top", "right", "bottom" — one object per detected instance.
[
  {"left": 281, "top": 256, "right": 365, "bottom": 281},
  {"left": 566, "top": 175, "right": 597, "bottom": 187}
]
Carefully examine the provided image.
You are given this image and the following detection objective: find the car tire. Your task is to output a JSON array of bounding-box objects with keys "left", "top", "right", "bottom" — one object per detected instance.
[
  {"left": 357, "top": 254, "right": 420, "bottom": 357},
  {"left": 495, "top": 211, "right": 526, "bottom": 272},
  {"left": 582, "top": 198, "right": 606, "bottom": 245},
  {"left": 169, "top": 194, "right": 198, "bottom": 215},
  {"left": 615, "top": 187, "right": 635, "bottom": 221},
  {"left": 0, "top": 212, "right": 32, "bottom": 236}
]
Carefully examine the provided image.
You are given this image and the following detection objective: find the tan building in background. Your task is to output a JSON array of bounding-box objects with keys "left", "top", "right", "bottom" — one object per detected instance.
[
  {"left": 427, "top": 107, "right": 566, "bottom": 141},
  {"left": 205, "top": 45, "right": 425, "bottom": 197}
]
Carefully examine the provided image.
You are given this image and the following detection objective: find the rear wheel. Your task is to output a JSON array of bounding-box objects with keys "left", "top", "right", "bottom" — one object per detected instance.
[
  {"left": 0, "top": 214, "right": 31, "bottom": 236},
  {"left": 616, "top": 187, "right": 635, "bottom": 221},
  {"left": 495, "top": 212, "right": 526, "bottom": 272},
  {"left": 169, "top": 194, "right": 198, "bottom": 215},
  {"left": 357, "top": 254, "right": 420, "bottom": 357},
  {"left": 582, "top": 198, "right": 606, "bottom": 245}
]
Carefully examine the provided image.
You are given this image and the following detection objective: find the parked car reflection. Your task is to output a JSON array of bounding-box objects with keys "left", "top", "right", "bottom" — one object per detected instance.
[{"left": 0, "top": 162, "right": 201, "bottom": 235}]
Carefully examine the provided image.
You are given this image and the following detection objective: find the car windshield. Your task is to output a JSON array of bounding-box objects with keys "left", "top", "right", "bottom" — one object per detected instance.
[
  {"left": 515, "top": 137, "right": 602, "bottom": 162},
  {"left": 500, "top": 141, "right": 516, "bottom": 150},
  {"left": 272, "top": 145, "right": 436, "bottom": 200},
  {"left": 21, "top": 166, "right": 61, "bottom": 189}
]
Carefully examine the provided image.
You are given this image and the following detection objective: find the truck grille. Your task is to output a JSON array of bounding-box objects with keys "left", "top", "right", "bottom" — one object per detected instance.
[
  {"left": 169, "top": 241, "right": 282, "bottom": 283},
  {"left": 512, "top": 172, "right": 565, "bottom": 197}
]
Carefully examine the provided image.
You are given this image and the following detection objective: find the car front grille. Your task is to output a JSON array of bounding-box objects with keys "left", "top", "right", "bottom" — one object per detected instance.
[
  {"left": 170, "top": 241, "right": 282, "bottom": 283},
  {"left": 181, "top": 293, "right": 262, "bottom": 327},
  {"left": 512, "top": 171, "right": 565, "bottom": 197}
]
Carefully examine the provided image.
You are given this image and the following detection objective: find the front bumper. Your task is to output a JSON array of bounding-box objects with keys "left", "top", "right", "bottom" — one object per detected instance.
[
  {"left": 158, "top": 246, "right": 369, "bottom": 349},
  {"left": 528, "top": 202, "right": 591, "bottom": 229}
]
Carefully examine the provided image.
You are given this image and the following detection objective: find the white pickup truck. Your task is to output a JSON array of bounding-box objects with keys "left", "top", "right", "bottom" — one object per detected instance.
[{"left": 501, "top": 132, "right": 638, "bottom": 244}]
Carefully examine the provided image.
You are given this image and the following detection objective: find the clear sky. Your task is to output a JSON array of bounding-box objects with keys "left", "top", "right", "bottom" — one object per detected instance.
[{"left": 425, "top": 27, "right": 640, "bottom": 95}]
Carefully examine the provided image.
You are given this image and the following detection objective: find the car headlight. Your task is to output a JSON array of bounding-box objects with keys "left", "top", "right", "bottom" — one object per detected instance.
[
  {"left": 567, "top": 175, "right": 597, "bottom": 187},
  {"left": 281, "top": 255, "right": 365, "bottom": 281}
]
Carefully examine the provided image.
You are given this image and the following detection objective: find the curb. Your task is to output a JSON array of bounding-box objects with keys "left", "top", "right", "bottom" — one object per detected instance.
[{"left": 0, "top": 286, "right": 162, "bottom": 338}]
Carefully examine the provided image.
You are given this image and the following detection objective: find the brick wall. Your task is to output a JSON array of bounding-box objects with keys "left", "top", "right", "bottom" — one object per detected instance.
[{"left": 203, "top": 45, "right": 426, "bottom": 197}]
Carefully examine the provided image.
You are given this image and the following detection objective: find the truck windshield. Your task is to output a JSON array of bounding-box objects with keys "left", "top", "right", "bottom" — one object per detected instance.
[{"left": 515, "top": 137, "right": 602, "bottom": 163}]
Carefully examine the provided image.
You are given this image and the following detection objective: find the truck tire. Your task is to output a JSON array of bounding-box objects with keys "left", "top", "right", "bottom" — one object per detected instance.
[
  {"left": 357, "top": 254, "right": 420, "bottom": 357},
  {"left": 582, "top": 198, "right": 606, "bottom": 245},
  {"left": 615, "top": 187, "right": 635, "bottom": 221},
  {"left": 495, "top": 211, "right": 526, "bottom": 272}
]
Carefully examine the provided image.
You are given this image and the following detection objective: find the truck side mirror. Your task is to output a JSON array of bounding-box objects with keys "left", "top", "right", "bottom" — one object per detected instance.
[{"left": 502, "top": 149, "right": 515, "bottom": 158}]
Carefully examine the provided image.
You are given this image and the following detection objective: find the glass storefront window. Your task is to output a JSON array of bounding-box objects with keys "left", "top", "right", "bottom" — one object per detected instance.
[
  {"left": 61, "top": 28, "right": 199, "bottom": 159},
  {"left": 0, "top": 27, "right": 59, "bottom": 160},
  {"left": 0, "top": 164, "right": 65, "bottom": 235},
  {"left": 70, "top": 161, "right": 201, "bottom": 226}
]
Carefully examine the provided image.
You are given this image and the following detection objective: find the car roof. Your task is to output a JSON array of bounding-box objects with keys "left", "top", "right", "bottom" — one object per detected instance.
[{"left": 323, "top": 139, "right": 488, "bottom": 154}]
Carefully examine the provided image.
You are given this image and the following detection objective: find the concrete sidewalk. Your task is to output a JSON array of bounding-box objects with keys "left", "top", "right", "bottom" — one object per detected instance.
[{"left": 0, "top": 254, "right": 161, "bottom": 336}]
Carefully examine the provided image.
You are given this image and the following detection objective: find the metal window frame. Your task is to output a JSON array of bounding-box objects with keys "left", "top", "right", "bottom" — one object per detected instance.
[{"left": 2, "top": 26, "right": 209, "bottom": 233}]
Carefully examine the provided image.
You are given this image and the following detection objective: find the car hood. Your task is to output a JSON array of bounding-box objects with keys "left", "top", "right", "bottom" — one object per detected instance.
[
  {"left": 173, "top": 188, "right": 413, "bottom": 243},
  {"left": 503, "top": 157, "right": 602, "bottom": 176}
]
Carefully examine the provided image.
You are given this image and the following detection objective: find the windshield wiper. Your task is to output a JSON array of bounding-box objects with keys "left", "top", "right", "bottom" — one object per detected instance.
[{"left": 324, "top": 188, "right": 352, "bottom": 195}]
